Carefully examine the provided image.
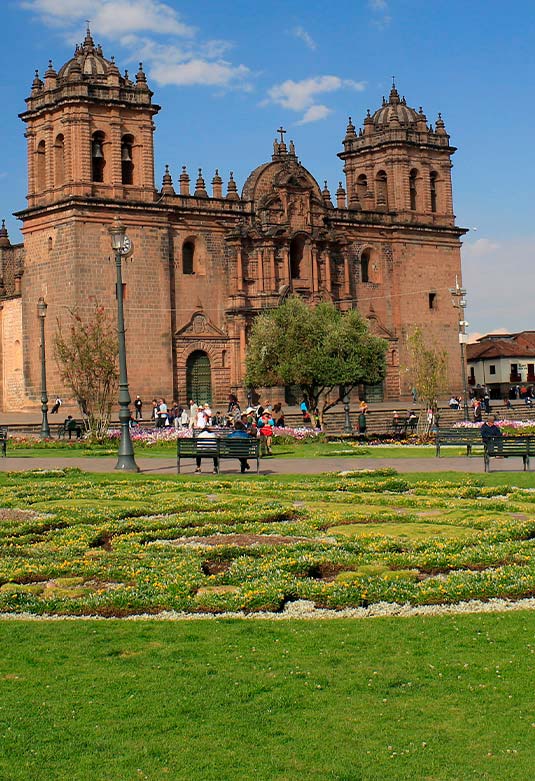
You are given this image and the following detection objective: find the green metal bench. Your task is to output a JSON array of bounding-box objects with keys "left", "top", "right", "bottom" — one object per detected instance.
[
  {"left": 435, "top": 428, "right": 483, "bottom": 457},
  {"left": 176, "top": 436, "right": 260, "bottom": 474},
  {"left": 483, "top": 436, "right": 535, "bottom": 472},
  {"left": 0, "top": 426, "right": 7, "bottom": 456}
]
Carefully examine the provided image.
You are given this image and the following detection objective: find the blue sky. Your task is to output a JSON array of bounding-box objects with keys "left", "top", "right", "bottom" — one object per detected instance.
[{"left": 1, "top": 0, "right": 533, "bottom": 337}]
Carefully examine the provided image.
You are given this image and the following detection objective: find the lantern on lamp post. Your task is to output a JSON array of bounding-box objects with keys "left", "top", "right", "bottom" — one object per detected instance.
[{"left": 109, "top": 218, "right": 139, "bottom": 472}]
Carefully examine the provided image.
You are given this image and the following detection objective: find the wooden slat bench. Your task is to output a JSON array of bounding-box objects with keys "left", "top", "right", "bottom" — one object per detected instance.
[
  {"left": 435, "top": 428, "right": 483, "bottom": 457},
  {"left": 176, "top": 436, "right": 260, "bottom": 474},
  {"left": 483, "top": 436, "right": 535, "bottom": 472}
]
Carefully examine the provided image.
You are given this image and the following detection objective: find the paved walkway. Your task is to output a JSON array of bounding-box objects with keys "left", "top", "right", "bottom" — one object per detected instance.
[{"left": 0, "top": 454, "right": 527, "bottom": 475}]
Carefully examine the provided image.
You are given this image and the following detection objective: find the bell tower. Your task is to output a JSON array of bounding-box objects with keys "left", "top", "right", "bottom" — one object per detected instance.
[
  {"left": 338, "top": 81, "right": 455, "bottom": 225},
  {"left": 20, "top": 26, "right": 159, "bottom": 207}
]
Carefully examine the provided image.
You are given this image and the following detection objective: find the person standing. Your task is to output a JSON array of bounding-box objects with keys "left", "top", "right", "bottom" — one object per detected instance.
[
  {"left": 189, "top": 399, "right": 198, "bottom": 428},
  {"left": 134, "top": 395, "right": 143, "bottom": 420},
  {"left": 51, "top": 397, "right": 62, "bottom": 414}
]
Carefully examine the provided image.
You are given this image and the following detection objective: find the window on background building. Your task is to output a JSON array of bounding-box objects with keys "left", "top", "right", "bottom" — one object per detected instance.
[
  {"left": 91, "top": 132, "right": 105, "bottom": 183},
  {"left": 182, "top": 241, "right": 194, "bottom": 274},
  {"left": 489, "top": 365, "right": 496, "bottom": 375},
  {"left": 428, "top": 292, "right": 436, "bottom": 309}
]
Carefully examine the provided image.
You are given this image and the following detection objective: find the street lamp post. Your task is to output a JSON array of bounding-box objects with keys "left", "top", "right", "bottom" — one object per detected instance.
[
  {"left": 449, "top": 278, "right": 470, "bottom": 421},
  {"left": 109, "top": 218, "right": 139, "bottom": 472},
  {"left": 37, "top": 297, "right": 51, "bottom": 439}
]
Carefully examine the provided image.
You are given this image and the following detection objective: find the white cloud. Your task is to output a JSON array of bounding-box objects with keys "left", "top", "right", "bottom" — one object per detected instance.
[
  {"left": 22, "top": 0, "right": 195, "bottom": 37},
  {"left": 368, "top": 0, "right": 391, "bottom": 29},
  {"left": 297, "top": 105, "right": 331, "bottom": 124},
  {"left": 292, "top": 26, "right": 317, "bottom": 51},
  {"left": 151, "top": 58, "right": 250, "bottom": 88},
  {"left": 462, "top": 238, "right": 500, "bottom": 258},
  {"left": 265, "top": 75, "right": 366, "bottom": 123},
  {"left": 21, "top": 0, "right": 251, "bottom": 91}
]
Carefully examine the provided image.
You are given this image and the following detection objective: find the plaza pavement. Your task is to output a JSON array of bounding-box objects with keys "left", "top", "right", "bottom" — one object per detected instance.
[{"left": 0, "top": 454, "right": 529, "bottom": 475}]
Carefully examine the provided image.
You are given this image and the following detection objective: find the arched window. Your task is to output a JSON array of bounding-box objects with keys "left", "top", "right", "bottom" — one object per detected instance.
[
  {"left": 121, "top": 134, "right": 134, "bottom": 185},
  {"left": 376, "top": 170, "right": 388, "bottom": 209},
  {"left": 356, "top": 174, "right": 367, "bottom": 204},
  {"left": 186, "top": 350, "right": 212, "bottom": 404},
  {"left": 290, "top": 236, "right": 305, "bottom": 280},
  {"left": 409, "top": 169, "right": 418, "bottom": 211},
  {"left": 360, "top": 249, "right": 370, "bottom": 283},
  {"left": 430, "top": 171, "right": 438, "bottom": 213},
  {"left": 91, "top": 131, "right": 105, "bottom": 183},
  {"left": 36, "top": 140, "right": 46, "bottom": 191},
  {"left": 182, "top": 241, "right": 195, "bottom": 274},
  {"left": 54, "top": 134, "right": 64, "bottom": 186}
]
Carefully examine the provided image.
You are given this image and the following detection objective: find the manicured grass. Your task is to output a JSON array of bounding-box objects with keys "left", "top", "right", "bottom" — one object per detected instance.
[
  {"left": 1, "top": 612, "right": 535, "bottom": 780},
  {"left": 1, "top": 468, "right": 535, "bottom": 615},
  {"left": 4, "top": 439, "right": 470, "bottom": 459}
]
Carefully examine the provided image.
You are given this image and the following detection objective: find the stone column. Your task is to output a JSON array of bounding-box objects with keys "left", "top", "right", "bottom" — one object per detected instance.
[{"left": 257, "top": 248, "right": 264, "bottom": 292}]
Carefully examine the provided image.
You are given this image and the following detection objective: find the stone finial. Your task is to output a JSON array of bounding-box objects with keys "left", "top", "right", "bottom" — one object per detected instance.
[
  {"left": 389, "top": 78, "right": 400, "bottom": 104},
  {"left": 179, "top": 165, "right": 190, "bottom": 196},
  {"left": 107, "top": 55, "right": 120, "bottom": 83},
  {"left": 322, "top": 181, "right": 333, "bottom": 208},
  {"left": 83, "top": 23, "right": 95, "bottom": 51},
  {"left": 212, "top": 169, "right": 223, "bottom": 198},
  {"left": 336, "top": 181, "right": 346, "bottom": 209},
  {"left": 363, "top": 108, "right": 373, "bottom": 134},
  {"left": 0, "top": 219, "right": 10, "bottom": 248},
  {"left": 289, "top": 139, "right": 296, "bottom": 157},
  {"left": 345, "top": 117, "right": 357, "bottom": 139},
  {"left": 32, "top": 69, "right": 43, "bottom": 91},
  {"left": 435, "top": 112, "right": 446, "bottom": 134},
  {"left": 194, "top": 168, "right": 208, "bottom": 197},
  {"left": 136, "top": 62, "right": 149, "bottom": 90},
  {"left": 161, "top": 164, "right": 175, "bottom": 195},
  {"left": 68, "top": 58, "right": 82, "bottom": 81},
  {"left": 45, "top": 60, "right": 56, "bottom": 79},
  {"left": 226, "top": 171, "right": 240, "bottom": 201}
]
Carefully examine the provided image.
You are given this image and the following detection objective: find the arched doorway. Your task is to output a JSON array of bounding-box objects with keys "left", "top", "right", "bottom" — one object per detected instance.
[{"left": 186, "top": 351, "right": 212, "bottom": 404}]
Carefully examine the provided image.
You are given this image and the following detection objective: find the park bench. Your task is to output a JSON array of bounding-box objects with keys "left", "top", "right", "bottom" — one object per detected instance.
[
  {"left": 435, "top": 428, "right": 483, "bottom": 457},
  {"left": 176, "top": 436, "right": 260, "bottom": 474},
  {"left": 58, "top": 419, "right": 84, "bottom": 440},
  {"left": 483, "top": 436, "right": 535, "bottom": 472},
  {"left": 0, "top": 426, "right": 7, "bottom": 456}
]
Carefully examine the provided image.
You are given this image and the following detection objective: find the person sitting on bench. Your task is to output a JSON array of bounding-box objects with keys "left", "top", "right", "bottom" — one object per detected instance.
[
  {"left": 226, "top": 420, "right": 252, "bottom": 473},
  {"left": 480, "top": 415, "right": 503, "bottom": 453},
  {"left": 63, "top": 415, "right": 82, "bottom": 440},
  {"left": 194, "top": 427, "right": 219, "bottom": 474}
]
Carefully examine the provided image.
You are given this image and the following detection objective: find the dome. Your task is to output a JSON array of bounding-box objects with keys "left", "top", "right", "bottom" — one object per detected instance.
[
  {"left": 370, "top": 83, "right": 421, "bottom": 128},
  {"left": 57, "top": 27, "right": 112, "bottom": 81},
  {"left": 242, "top": 138, "right": 321, "bottom": 202}
]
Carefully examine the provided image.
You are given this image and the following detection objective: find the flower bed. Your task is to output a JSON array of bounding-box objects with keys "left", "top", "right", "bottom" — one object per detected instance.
[{"left": 1, "top": 469, "right": 535, "bottom": 616}]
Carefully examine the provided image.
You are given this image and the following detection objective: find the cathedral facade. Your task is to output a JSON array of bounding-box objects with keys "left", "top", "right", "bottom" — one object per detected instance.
[{"left": 0, "top": 29, "right": 466, "bottom": 410}]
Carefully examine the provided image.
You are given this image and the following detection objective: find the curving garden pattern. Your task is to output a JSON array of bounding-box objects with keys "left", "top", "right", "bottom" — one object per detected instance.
[{"left": 1, "top": 468, "right": 535, "bottom": 615}]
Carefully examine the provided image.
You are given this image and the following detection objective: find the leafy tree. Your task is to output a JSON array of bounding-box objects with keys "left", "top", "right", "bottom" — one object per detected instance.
[
  {"left": 246, "top": 297, "right": 388, "bottom": 426},
  {"left": 54, "top": 305, "right": 118, "bottom": 441},
  {"left": 406, "top": 327, "right": 449, "bottom": 437}
]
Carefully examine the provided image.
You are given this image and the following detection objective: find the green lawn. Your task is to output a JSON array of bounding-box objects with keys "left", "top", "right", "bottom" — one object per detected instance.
[
  {"left": 1, "top": 612, "right": 535, "bottom": 780},
  {"left": 1, "top": 468, "right": 535, "bottom": 615},
  {"left": 5, "top": 439, "right": 469, "bottom": 459}
]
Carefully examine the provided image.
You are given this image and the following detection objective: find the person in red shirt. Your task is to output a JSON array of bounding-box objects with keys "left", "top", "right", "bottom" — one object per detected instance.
[{"left": 259, "top": 414, "right": 273, "bottom": 456}]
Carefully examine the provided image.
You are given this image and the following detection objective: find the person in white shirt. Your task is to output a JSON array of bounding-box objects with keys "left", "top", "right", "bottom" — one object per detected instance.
[{"left": 194, "top": 427, "right": 218, "bottom": 474}]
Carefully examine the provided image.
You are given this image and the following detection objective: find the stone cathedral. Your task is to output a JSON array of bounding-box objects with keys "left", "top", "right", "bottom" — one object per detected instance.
[{"left": 0, "top": 29, "right": 466, "bottom": 410}]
